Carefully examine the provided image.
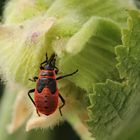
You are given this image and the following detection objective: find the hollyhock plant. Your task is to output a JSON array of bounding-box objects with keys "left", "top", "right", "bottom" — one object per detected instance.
[{"left": 1, "top": 0, "right": 140, "bottom": 140}]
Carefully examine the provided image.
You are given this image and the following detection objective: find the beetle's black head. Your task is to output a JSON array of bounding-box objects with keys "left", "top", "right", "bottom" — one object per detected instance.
[
  {"left": 44, "top": 64, "right": 54, "bottom": 70},
  {"left": 43, "top": 53, "right": 56, "bottom": 70}
]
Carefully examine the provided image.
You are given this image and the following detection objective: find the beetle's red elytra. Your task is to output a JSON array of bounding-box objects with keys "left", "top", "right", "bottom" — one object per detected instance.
[{"left": 28, "top": 53, "right": 78, "bottom": 116}]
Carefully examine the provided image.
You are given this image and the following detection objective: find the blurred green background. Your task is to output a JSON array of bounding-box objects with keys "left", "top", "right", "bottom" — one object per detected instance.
[
  {"left": 1, "top": 0, "right": 140, "bottom": 140},
  {"left": 0, "top": 0, "right": 80, "bottom": 140}
]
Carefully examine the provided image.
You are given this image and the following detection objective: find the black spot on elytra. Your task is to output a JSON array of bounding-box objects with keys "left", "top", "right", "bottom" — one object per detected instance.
[
  {"left": 44, "top": 106, "right": 48, "bottom": 109},
  {"left": 47, "top": 78, "right": 56, "bottom": 94},
  {"left": 37, "top": 78, "right": 56, "bottom": 94}
]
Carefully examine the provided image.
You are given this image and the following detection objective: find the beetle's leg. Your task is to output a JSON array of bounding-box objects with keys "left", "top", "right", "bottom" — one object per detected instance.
[
  {"left": 56, "top": 69, "right": 78, "bottom": 80},
  {"left": 59, "top": 93, "right": 65, "bottom": 116},
  {"left": 36, "top": 109, "right": 40, "bottom": 117},
  {"left": 29, "top": 76, "right": 38, "bottom": 82},
  {"left": 55, "top": 66, "right": 59, "bottom": 74},
  {"left": 28, "top": 89, "right": 35, "bottom": 106},
  {"left": 28, "top": 89, "right": 40, "bottom": 117}
]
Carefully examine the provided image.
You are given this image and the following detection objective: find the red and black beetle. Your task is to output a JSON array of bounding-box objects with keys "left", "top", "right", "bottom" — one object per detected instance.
[{"left": 28, "top": 53, "right": 78, "bottom": 116}]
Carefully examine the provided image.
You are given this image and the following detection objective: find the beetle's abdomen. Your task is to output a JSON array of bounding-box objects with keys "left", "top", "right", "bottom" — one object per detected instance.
[{"left": 34, "top": 88, "right": 58, "bottom": 115}]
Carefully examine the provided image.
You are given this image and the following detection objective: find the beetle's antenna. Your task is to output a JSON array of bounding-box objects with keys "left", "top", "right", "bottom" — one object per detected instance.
[
  {"left": 48, "top": 53, "right": 56, "bottom": 65},
  {"left": 51, "top": 55, "right": 57, "bottom": 67},
  {"left": 40, "top": 53, "right": 49, "bottom": 69},
  {"left": 45, "top": 53, "right": 48, "bottom": 62}
]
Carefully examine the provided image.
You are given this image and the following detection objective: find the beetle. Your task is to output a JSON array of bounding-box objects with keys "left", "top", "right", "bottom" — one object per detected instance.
[{"left": 28, "top": 53, "right": 78, "bottom": 116}]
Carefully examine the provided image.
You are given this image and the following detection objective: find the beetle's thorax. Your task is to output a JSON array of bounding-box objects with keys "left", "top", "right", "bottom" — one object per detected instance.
[{"left": 39, "top": 69, "right": 56, "bottom": 79}]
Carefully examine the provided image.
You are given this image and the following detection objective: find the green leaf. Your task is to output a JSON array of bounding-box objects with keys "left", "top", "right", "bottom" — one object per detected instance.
[
  {"left": 87, "top": 80, "right": 124, "bottom": 140},
  {"left": 115, "top": 10, "right": 140, "bottom": 140},
  {"left": 88, "top": 10, "right": 140, "bottom": 140},
  {"left": 59, "top": 17, "right": 121, "bottom": 91}
]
